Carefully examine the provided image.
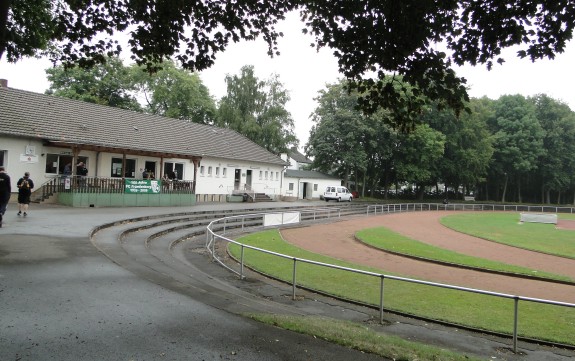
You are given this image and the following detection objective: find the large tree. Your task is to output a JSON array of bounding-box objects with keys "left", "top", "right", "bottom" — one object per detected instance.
[
  {"left": 394, "top": 124, "right": 446, "bottom": 200},
  {"left": 531, "top": 94, "right": 575, "bottom": 204},
  {"left": 306, "top": 81, "right": 370, "bottom": 187},
  {"left": 426, "top": 98, "right": 494, "bottom": 199},
  {"left": 130, "top": 60, "right": 216, "bottom": 124},
  {"left": 45, "top": 56, "right": 141, "bottom": 111},
  {"left": 217, "top": 65, "right": 297, "bottom": 153},
  {"left": 487, "top": 95, "right": 545, "bottom": 203},
  {"left": 2, "top": 1, "right": 574, "bottom": 126}
]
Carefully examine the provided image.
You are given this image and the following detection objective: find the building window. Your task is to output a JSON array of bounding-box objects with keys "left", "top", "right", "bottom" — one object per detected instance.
[
  {"left": 222, "top": 168, "right": 227, "bottom": 177},
  {"left": 208, "top": 166, "right": 212, "bottom": 176},
  {"left": 111, "top": 157, "right": 136, "bottom": 178},
  {"left": 0, "top": 150, "right": 5, "bottom": 167},
  {"left": 164, "top": 162, "right": 183, "bottom": 180},
  {"left": 276, "top": 172, "right": 279, "bottom": 180},
  {"left": 265, "top": 171, "right": 268, "bottom": 179},
  {"left": 289, "top": 183, "right": 294, "bottom": 191},
  {"left": 314, "top": 184, "right": 318, "bottom": 191},
  {"left": 200, "top": 166, "right": 205, "bottom": 175},
  {"left": 215, "top": 167, "right": 220, "bottom": 176},
  {"left": 46, "top": 154, "right": 88, "bottom": 175},
  {"left": 259, "top": 171, "right": 263, "bottom": 179}
]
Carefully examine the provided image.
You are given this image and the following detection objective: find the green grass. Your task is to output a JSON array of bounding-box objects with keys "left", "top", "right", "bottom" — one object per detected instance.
[
  {"left": 440, "top": 212, "right": 575, "bottom": 259},
  {"left": 247, "top": 313, "right": 486, "bottom": 361},
  {"left": 229, "top": 229, "right": 575, "bottom": 346},
  {"left": 355, "top": 227, "right": 573, "bottom": 282}
]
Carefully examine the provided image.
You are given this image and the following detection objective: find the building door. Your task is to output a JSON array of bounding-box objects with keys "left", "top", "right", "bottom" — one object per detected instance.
[
  {"left": 234, "top": 169, "right": 241, "bottom": 190},
  {"left": 246, "top": 170, "right": 252, "bottom": 189},
  {"left": 302, "top": 182, "right": 308, "bottom": 199}
]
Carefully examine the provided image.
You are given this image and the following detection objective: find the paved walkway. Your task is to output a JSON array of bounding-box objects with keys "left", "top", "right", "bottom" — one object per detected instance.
[{"left": 1, "top": 202, "right": 573, "bottom": 361}]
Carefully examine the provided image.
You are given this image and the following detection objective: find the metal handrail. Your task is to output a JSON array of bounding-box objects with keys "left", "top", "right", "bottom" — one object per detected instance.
[{"left": 206, "top": 203, "right": 575, "bottom": 353}]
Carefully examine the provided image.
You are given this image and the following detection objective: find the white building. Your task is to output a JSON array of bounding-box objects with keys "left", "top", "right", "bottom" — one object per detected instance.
[
  {"left": 280, "top": 147, "right": 340, "bottom": 200},
  {"left": 0, "top": 80, "right": 289, "bottom": 206}
]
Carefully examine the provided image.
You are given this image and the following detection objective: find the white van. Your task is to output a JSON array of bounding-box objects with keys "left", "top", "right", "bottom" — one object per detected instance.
[{"left": 323, "top": 185, "right": 353, "bottom": 202}]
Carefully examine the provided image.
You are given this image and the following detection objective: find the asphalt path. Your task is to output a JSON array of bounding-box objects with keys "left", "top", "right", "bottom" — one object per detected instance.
[
  {"left": 1, "top": 202, "right": 574, "bottom": 361},
  {"left": 0, "top": 202, "right": 390, "bottom": 361}
]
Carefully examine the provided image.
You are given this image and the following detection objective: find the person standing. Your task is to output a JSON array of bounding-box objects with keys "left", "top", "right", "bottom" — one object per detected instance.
[
  {"left": 0, "top": 166, "right": 11, "bottom": 227},
  {"left": 17, "top": 172, "right": 34, "bottom": 216},
  {"left": 76, "top": 161, "right": 88, "bottom": 187}
]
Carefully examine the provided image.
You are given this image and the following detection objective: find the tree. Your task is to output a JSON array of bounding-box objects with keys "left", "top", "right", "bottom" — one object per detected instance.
[
  {"left": 530, "top": 94, "right": 575, "bottom": 204},
  {"left": 217, "top": 65, "right": 297, "bottom": 153},
  {"left": 394, "top": 124, "right": 446, "bottom": 200},
  {"left": 45, "top": 57, "right": 142, "bottom": 111},
  {"left": 3, "top": 1, "right": 574, "bottom": 126},
  {"left": 426, "top": 99, "right": 494, "bottom": 199},
  {"left": 487, "top": 95, "right": 544, "bottom": 203},
  {"left": 130, "top": 60, "right": 216, "bottom": 124}
]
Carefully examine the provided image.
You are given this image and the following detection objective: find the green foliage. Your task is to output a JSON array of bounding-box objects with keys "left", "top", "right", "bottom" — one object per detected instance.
[
  {"left": 1, "top": 0, "right": 53, "bottom": 62},
  {"left": 531, "top": 95, "right": 575, "bottom": 203},
  {"left": 217, "top": 65, "right": 297, "bottom": 153},
  {"left": 3, "top": 1, "right": 574, "bottom": 124},
  {"left": 394, "top": 124, "right": 446, "bottom": 197},
  {"left": 487, "top": 95, "right": 545, "bottom": 202},
  {"left": 45, "top": 57, "right": 142, "bottom": 111},
  {"left": 306, "top": 80, "right": 370, "bottom": 184},
  {"left": 130, "top": 60, "right": 217, "bottom": 124}
]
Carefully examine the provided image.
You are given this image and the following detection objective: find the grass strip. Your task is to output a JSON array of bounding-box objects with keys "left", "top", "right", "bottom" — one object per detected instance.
[
  {"left": 246, "top": 313, "right": 485, "bottom": 361},
  {"left": 440, "top": 213, "right": 575, "bottom": 259},
  {"left": 355, "top": 227, "right": 572, "bottom": 282},
  {"left": 229, "top": 229, "right": 575, "bottom": 346}
]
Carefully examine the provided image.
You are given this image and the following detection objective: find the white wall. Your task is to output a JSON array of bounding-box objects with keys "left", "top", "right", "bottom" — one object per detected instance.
[
  {"left": 282, "top": 176, "right": 337, "bottom": 200},
  {"left": 1, "top": 137, "right": 285, "bottom": 196},
  {"left": 195, "top": 157, "right": 284, "bottom": 195}
]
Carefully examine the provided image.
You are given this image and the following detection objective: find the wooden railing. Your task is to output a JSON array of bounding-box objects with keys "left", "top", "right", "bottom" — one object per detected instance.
[{"left": 40, "top": 176, "right": 195, "bottom": 200}]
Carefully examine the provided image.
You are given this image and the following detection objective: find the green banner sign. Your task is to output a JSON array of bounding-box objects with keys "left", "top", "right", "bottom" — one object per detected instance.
[{"left": 125, "top": 179, "right": 162, "bottom": 194}]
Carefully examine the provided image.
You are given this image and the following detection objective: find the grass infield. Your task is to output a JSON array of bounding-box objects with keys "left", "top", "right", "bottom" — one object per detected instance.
[
  {"left": 440, "top": 212, "right": 575, "bottom": 259},
  {"left": 229, "top": 227, "right": 575, "bottom": 346}
]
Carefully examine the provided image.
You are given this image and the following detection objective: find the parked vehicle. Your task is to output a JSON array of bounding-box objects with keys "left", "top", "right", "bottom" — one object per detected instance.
[{"left": 323, "top": 186, "right": 353, "bottom": 202}]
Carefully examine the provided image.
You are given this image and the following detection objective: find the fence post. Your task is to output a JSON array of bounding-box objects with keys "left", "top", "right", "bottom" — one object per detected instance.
[
  {"left": 211, "top": 234, "right": 216, "bottom": 261},
  {"left": 292, "top": 258, "right": 297, "bottom": 300},
  {"left": 379, "top": 275, "right": 385, "bottom": 324},
  {"left": 513, "top": 297, "right": 519, "bottom": 353},
  {"left": 238, "top": 245, "right": 245, "bottom": 279}
]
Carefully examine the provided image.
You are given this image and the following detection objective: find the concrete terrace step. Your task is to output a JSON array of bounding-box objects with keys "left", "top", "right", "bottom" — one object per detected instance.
[{"left": 89, "top": 204, "right": 365, "bottom": 316}]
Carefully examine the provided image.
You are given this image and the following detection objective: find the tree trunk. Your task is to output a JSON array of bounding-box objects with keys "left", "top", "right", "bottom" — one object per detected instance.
[
  {"left": 501, "top": 174, "right": 508, "bottom": 203},
  {"left": 517, "top": 176, "right": 522, "bottom": 203}
]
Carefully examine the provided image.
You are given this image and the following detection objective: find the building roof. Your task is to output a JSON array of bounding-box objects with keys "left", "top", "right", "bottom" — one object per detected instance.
[
  {"left": 288, "top": 147, "right": 312, "bottom": 164},
  {"left": 285, "top": 169, "right": 339, "bottom": 180},
  {"left": 0, "top": 86, "right": 288, "bottom": 166}
]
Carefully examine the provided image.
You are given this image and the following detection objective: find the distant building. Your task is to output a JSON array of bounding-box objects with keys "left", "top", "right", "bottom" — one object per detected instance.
[{"left": 280, "top": 147, "right": 340, "bottom": 200}]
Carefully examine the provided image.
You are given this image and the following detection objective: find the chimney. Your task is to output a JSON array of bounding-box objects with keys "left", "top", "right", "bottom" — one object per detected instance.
[{"left": 0, "top": 79, "right": 7, "bottom": 88}]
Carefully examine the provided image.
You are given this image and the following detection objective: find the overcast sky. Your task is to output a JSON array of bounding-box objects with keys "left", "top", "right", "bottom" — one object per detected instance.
[{"left": 1, "top": 11, "right": 574, "bottom": 150}]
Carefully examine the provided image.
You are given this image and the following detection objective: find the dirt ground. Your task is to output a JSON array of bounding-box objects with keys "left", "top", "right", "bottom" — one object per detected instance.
[{"left": 280, "top": 211, "right": 575, "bottom": 303}]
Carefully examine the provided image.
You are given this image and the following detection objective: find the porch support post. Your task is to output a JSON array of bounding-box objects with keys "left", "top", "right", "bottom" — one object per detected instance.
[
  {"left": 192, "top": 157, "right": 201, "bottom": 194},
  {"left": 122, "top": 153, "right": 126, "bottom": 178}
]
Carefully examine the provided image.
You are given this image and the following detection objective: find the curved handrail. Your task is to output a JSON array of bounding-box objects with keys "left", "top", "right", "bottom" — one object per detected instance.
[{"left": 205, "top": 203, "right": 575, "bottom": 352}]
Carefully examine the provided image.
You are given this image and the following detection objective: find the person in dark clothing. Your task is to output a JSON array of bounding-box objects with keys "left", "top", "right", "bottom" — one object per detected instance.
[
  {"left": 0, "top": 166, "right": 11, "bottom": 227},
  {"left": 77, "top": 162, "right": 88, "bottom": 187},
  {"left": 17, "top": 172, "right": 34, "bottom": 216}
]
